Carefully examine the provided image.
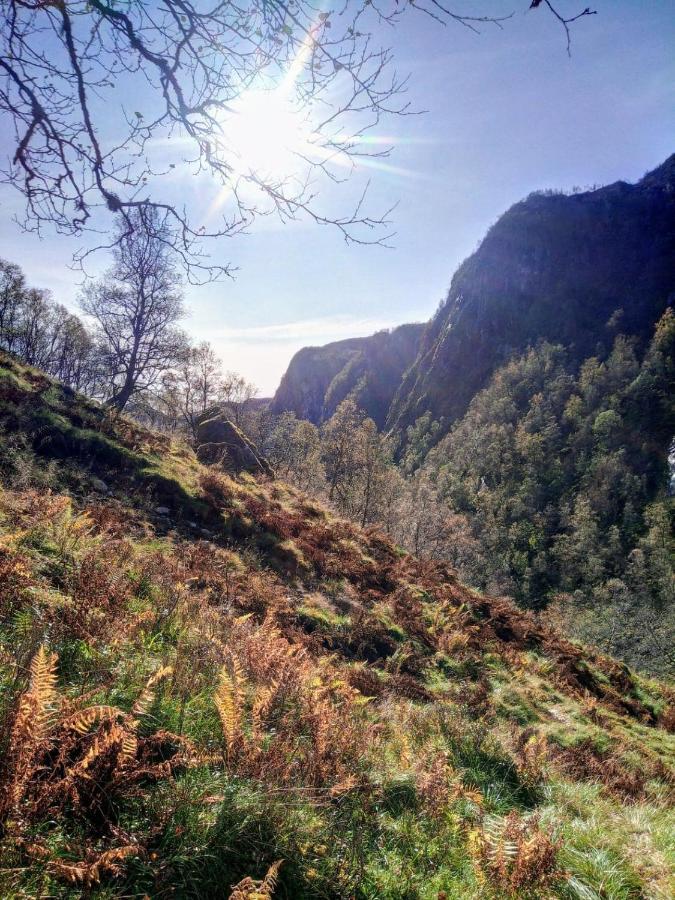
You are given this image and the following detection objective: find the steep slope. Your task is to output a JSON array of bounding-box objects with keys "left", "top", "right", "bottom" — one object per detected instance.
[
  {"left": 387, "top": 154, "right": 675, "bottom": 435},
  {"left": 419, "top": 310, "right": 675, "bottom": 671},
  {"left": 0, "top": 353, "right": 673, "bottom": 899},
  {"left": 272, "top": 322, "right": 423, "bottom": 427}
]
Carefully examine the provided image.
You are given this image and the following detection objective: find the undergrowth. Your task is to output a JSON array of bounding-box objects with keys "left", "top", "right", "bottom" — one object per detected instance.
[{"left": 0, "top": 355, "right": 673, "bottom": 898}]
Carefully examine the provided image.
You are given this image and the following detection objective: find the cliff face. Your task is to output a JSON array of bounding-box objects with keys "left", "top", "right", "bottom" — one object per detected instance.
[
  {"left": 271, "top": 322, "right": 424, "bottom": 427},
  {"left": 273, "top": 156, "right": 674, "bottom": 441},
  {"left": 386, "top": 155, "right": 675, "bottom": 434}
]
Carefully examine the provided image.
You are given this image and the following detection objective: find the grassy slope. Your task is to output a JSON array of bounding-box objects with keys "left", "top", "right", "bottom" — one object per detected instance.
[{"left": 0, "top": 352, "right": 673, "bottom": 899}]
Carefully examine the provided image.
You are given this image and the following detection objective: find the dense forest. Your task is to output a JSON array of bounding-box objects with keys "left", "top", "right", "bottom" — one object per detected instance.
[{"left": 422, "top": 319, "right": 674, "bottom": 674}]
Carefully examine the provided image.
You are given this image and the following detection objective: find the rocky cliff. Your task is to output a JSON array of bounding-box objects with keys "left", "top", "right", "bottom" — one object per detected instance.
[
  {"left": 271, "top": 322, "right": 424, "bottom": 427},
  {"left": 387, "top": 154, "right": 675, "bottom": 435},
  {"left": 272, "top": 155, "right": 675, "bottom": 445}
]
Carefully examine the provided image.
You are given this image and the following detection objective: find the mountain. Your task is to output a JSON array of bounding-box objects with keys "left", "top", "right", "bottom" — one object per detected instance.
[
  {"left": 1, "top": 351, "right": 673, "bottom": 898},
  {"left": 387, "top": 155, "right": 675, "bottom": 434},
  {"left": 272, "top": 156, "right": 675, "bottom": 442},
  {"left": 271, "top": 322, "right": 424, "bottom": 427}
]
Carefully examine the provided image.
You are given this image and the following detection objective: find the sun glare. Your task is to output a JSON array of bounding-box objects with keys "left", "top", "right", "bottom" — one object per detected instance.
[{"left": 225, "top": 89, "right": 314, "bottom": 181}]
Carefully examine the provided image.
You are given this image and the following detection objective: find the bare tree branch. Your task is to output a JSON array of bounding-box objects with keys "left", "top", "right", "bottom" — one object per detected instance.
[
  {"left": 530, "top": 0, "right": 597, "bottom": 56},
  {"left": 0, "top": 1, "right": 596, "bottom": 279}
]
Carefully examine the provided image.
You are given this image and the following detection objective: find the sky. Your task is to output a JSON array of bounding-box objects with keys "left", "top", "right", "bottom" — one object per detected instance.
[{"left": 1, "top": 1, "right": 674, "bottom": 395}]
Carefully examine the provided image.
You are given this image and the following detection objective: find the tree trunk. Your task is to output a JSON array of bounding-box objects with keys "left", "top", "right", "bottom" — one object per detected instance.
[{"left": 107, "top": 373, "right": 135, "bottom": 411}]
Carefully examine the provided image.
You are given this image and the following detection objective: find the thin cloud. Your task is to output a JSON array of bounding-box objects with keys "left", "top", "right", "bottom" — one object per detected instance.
[{"left": 210, "top": 314, "right": 421, "bottom": 345}]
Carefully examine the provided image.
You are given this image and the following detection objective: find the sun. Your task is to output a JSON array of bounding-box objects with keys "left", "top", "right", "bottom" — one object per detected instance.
[{"left": 224, "top": 88, "right": 314, "bottom": 181}]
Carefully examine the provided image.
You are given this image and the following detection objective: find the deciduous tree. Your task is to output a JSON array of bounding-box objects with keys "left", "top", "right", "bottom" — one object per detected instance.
[
  {"left": 0, "top": 1, "right": 593, "bottom": 276},
  {"left": 81, "top": 209, "right": 186, "bottom": 411}
]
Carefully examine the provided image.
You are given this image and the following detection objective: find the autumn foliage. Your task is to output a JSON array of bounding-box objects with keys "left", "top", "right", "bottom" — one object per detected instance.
[{"left": 0, "top": 355, "right": 673, "bottom": 897}]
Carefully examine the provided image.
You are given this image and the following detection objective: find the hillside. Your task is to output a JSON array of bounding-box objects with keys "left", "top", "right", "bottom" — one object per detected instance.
[
  {"left": 419, "top": 310, "right": 675, "bottom": 672},
  {"left": 271, "top": 323, "right": 423, "bottom": 427},
  {"left": 387, "top": 155, "right": 675, "bottom": 435},
  {"left": 0, "top": 352, "right": 673, "bottom": 898},
  {"left": 271, "top": 156, "right": 675, "bottom": 444}
]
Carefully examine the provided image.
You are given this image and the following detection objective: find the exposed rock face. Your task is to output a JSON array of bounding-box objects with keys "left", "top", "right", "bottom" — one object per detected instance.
[
  {"left": 196, "top": 415, "right": 274, "bottom": 477},
  {"left": 271, "top": 323, "right": 424, "bottom": 427},
  {"left": 271, "top": 155, "right": 675, "bottom": 449},
  {"left": 386, "top": 154, "right": 675, "bottom": 437}
]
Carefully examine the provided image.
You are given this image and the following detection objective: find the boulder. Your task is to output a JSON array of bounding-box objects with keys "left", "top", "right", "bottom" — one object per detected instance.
[{"left": 196, "top": 415, "right": 274, "bottom": 477}]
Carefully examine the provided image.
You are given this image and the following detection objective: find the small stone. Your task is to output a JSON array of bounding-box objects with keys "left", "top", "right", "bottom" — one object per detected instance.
[
  {"left": 187, "top": 521, "right": 198, "bottom": 529},
  {"left": 90, "top": 477, "right": 109, "bottom": 493},
  {"left": 155, "top": 505, "right": 170, "bottom": 516}
]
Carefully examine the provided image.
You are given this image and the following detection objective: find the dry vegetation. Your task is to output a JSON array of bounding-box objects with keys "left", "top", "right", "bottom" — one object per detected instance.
[{"left": 0, "top": 353, "right": 673, "bottom": 898}]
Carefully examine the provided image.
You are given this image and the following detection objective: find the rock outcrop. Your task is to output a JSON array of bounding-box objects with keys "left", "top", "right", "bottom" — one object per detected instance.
[
  {"left": 271, "top": 323, "right": 424, "bottom": 427},
  {"left": 386, "top": 154, "right": 675, "bottom": 437},
  {"left": 270, "top": 155, "right": 675, "bottom": 448},
  {"left": 196, "top": 415, "right": 274, "bottom": 477}
]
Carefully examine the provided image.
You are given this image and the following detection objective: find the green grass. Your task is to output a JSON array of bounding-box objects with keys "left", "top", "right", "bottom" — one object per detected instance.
[{"left": 0, "top": 353, "right": 673, "bottom": 899}]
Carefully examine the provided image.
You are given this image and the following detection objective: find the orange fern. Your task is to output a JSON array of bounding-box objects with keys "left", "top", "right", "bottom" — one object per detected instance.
[{"left": 229, "top": 859, "right": 283, "bottom": 899}]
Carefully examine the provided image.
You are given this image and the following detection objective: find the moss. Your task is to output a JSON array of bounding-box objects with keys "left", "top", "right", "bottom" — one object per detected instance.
[
  {"left": 547, "top": 723, "right": 612, "bottom": 755},
  {"left": 372, "top": 606, "right": 408, "bottom": 642},
  {"left": 297, "top": 597, "right": 349, "bottom": 631},
  {"left": 494, "top": 687, "right": 541, "bottom": 725}
]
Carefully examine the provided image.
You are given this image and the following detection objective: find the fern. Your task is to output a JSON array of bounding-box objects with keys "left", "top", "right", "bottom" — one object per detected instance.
[
  {"left": 130, "top": 664, "right": 173, "bottom": 723},
  {"left": 259, "top": 859, "right": 283, "bottom": 895},
  {"left": 229, "top": 860, "right": 283, "bottom": 899},
  {"left": 74, "top": 723, "right": 125, "bottom": 777},
  {"left": 251, "top": 678, "right": 279, "bottom": 739},
  {"left": 64, "top": 704, "right": 122, "bottom": 734},
  {"left": 215, "top": 662, "right": 242, "bottom": 755},
  {"left": 1, "top": 645, "right": 58, "bottom": 817},
  {"left": 48, "top": 845, "right": 138, "bottom": 886}
]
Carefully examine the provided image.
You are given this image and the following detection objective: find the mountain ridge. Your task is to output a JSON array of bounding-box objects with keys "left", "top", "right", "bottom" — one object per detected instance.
[
  {"left": 271, "top": 322, "right": 424, "bottom": 427},
  {"left": 271, "top": 154, "right": 675, "bottom": 443}
]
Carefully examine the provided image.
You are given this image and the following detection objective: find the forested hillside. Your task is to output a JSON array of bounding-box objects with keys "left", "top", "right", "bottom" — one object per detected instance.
[
  {"left": 421, "top": 312, "right": 675, "bottom": 673},
  {"left": 264, "top": 156, "right": 675, "bottom": 675},
  {"left": 0, "top": 353, "right": 673, "bottom": 898},
  {"left": 388, "top": 154, "right": 675, "bottom": 436}
]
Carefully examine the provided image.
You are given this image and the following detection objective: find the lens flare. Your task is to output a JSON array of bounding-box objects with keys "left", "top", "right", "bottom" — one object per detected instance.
[{"left": 224, "top": 88, "right": 314, "bottom": 181}]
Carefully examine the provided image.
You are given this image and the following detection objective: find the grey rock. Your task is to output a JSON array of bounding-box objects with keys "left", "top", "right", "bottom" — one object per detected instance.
[
  {"left": 196, "top": 415, "right": 274, "bottom": 477},
  {"left": 90, "top": 477, "right": 109, "bottom": 493},
  {"left": 155, "top": 505, "right": 170, "bottom": 516}
]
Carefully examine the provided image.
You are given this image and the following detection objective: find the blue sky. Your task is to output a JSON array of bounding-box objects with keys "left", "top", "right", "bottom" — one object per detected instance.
[{"left": 1, "top": 1, "right": 673, "bottom": 394}]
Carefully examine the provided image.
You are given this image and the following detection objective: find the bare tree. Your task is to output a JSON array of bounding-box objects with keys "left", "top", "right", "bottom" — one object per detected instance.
[
  {"left": 0, "top": 1, "right": 592, "bottom": 278},
  {"left": 530, "top": 1, "right": 596, "bottom": 56},
  {"left": 0, "top": 256, "right": 100, "bottom": 391},
  {"left": 322, "top": 396, "right": 364, "bottom": 504},
  {"left": 14, "top": 286, "right": 51, "bottom": 368},
  {"left": 221, "top": 371, "right": 258, "bottom": 428},
  {"left": 81, "top": 208, "right": 187, "bottom": 411},
  {"left": 264, "top": 411, "right": 324, "bottom": 492},
  {"left": 162, "top": 340, "right": 229, "bottom": 441},
  {"left": 0, "top": 258, "right": 25, "bottom": 354}
]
